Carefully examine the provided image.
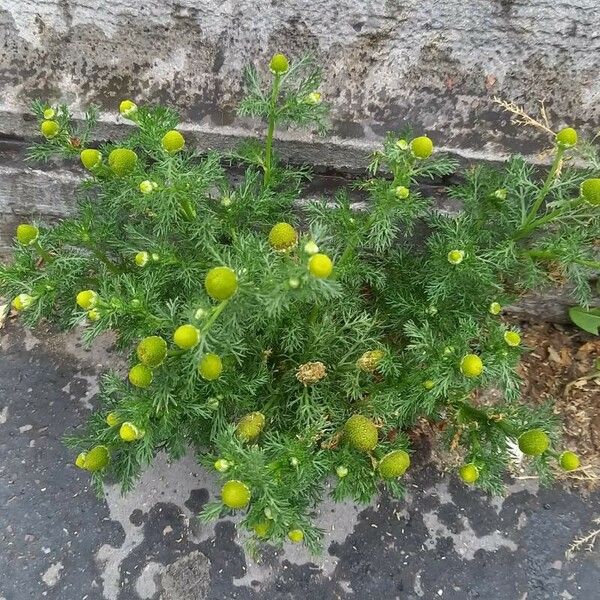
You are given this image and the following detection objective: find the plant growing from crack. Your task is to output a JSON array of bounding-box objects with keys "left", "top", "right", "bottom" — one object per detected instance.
[{"left": 1, "top": 54, "right": 598, "bottom": 554}]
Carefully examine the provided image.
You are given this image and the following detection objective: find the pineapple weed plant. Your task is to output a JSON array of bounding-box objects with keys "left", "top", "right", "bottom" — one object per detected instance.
[{"left": 3, "top": 53, "right": 600, "bottom": 553}]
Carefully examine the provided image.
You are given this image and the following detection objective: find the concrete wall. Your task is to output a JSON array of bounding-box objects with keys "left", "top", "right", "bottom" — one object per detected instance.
[{"left": 1, "top": 0, "right": 598, "bottom": 165}]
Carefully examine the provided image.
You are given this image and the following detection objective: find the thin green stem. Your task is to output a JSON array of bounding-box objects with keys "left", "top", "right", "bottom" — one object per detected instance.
[
  {"left": 33, "top": 240, "right": 54, "bottom": 264},
  {"left": 514, "top": 198, "right": 584, "bottom": 240},
  {"left": 263, "top": 74, "right": 282, "bottom": 187},
  {"left": 519, "top": 146, "right": 565, "bottom": 231},
  {"left": 203, "top": 299, "right": 230, "bottom": 334},
  {"left": 337, "top": 240, "right": 357, "bottom": 270},
  {"left": 87, "top": 247, "right": 123, "bottom": 274},
  {"left": 454, "top": 400, "right": 517, "bottom": 437},
  {"left": 527, "top": 250, "right": 600, "bottom": 270},
  {"left": 167, "top": 348, "right": 186, "bottom": 358},
  {"left": 178, "top": 197, "right": 197, "bottom": 221}
]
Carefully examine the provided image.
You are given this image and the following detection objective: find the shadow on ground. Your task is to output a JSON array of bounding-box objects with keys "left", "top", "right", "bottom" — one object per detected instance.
[{"left": 1, "top": 322, "right": 599, "bottom": 600}]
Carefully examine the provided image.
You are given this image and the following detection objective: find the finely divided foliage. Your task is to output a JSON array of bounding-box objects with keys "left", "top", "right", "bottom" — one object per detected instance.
[{"left": 2, "top": 55, "right": 598, "bottom": 553}]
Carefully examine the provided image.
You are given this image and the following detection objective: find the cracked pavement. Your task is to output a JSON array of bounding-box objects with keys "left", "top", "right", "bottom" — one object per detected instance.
[{"left": 1, "top": 321, "right": 599, "bottom": 600}]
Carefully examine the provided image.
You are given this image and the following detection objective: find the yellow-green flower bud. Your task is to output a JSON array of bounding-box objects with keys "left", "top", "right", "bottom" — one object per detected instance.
[
  {"left": 136, "top": 335, "right": 167, "bottom": 367},
  {"left": 308, "top": 253, "right": 333, "bottom": 278},
  {"left": 161, "top": 130, "right": 185, "bottom": 153},
  {"left": 344, "top": 415, "right": 378, "bottom": 452},
  {"left": 489, "top": 302, "right": 502, "bottom": 315},
  {"left": 356, "top": 349, "right": 385, "bottom": 373},
  {"left": 269, "top": 53, "right": 289, "bottom": 74},
  {"left": 108, "top": 148, "right": 138, "bottom": 176},
  {"left": 11, "top": 293, "right": 34, "bottom": 312},
  {"left": 206, "top": 397, "right": 219, "bottom": 410},
  {"left": 395, "top": 186, "right": 410, "bottom": 199},
  {"left": 288, "top": 277, "right": 301, "bottom": 289},
  {"left": 581, "top": 178, "right": 600, "bottom": 206},
  {"left": 396, "top": 139, "right": 409, "bottom": 150},
  {"left": 106, "top": 412, "right": 120, "bottom": 427},
  {"left": 75, "top": 452, "right": 87, "bottom": 469},
  {"left": 119, "top": 99, "right": 138, "bottom": 118},
  {"left": 43, "top": 108, "right": 55, "bottom": 119},
  {"left": 460, "top": 354, "right": 483, "bottom": 378},
  {"left": 82, "top": 445, "right": 109, "bottom": 471},
  {"left": 198, "top": 353, "right": 223, "bottom": 381},
  {"left": 221, "top": 480, "right": 251, "bottom": 509},
  {"left": 87, "top": 308, "right": 101, "bottom": 322},
  {"left": 494, "top": 188, "right": 507, "bottom": 200},
  {"left": 214, "top": 458, "right": 231, "bottom": 472},
  {"left": 119, "top": 422, "right": 144, "bottom": 442},
  {"left": 173, "top": 324, "right": 201, "bottom": 350},
  {"left": 204, "top": 266, "right": 238, "bottom": 301},
  {"left": 128, "top": 364, "right": 153, "bottom": 388},
  {"left": 305, "top": 91, "right": 322, "bottom": 105},
  {"left": 139, "top": 180, "right": 155, "bottom": 194},
  {"left": 80, "top": 149, "right": 102, "bottom": 171},
  {"left": 287, "top": 529, "right": 304, "bottom": 543},
  {"left": 336, "top": 465, "right": 348, "bottom": 478},
  {"left": 378, "top": 450, "right": 410, "bottom": 479},
  {"left": 555, "top": 127, "right": 577, "bottom": 148},
  {"left": 268, "top": 222, "right": 298, "bottom": 251},
  {"left": 518, "top": 429, "right": 550, "bottom": 456},
  {"left": 16, "top": 224, "right": 39, "bottom": 246},
  {"left": 236, "top": 412, "right": 266, "bottom": 442},
  {"left": 41, "top": 120, "right": 60, "bottom": 138},
  {"left": 447, "top": 249, "right": 465, "bottom": 265},
  {"left": 76, "top": 290, "right": 98, "bottom": 310},
  {"left": 458, "top": 463, "right": 479, "bottom": 484},
  {"left": 135, "top": 251, "right": 150, "bottom": 267},
  {"left": 422, "top": 379, "right": 435, "bottom": 390},
  {"left": 252, "top": 520, "right": 272, "bottom": 538},
  {"left": 504, "top": 331, "right": 521, "bottom": 347},
  {"left": 559, "top": 451, "right": 580, "bottom": 471},
  {"left": 303, "top": 240, "right": 319, "bottom": 255},
  {"left": 410, "top": 136, "right": 433, "bottom": 158}
]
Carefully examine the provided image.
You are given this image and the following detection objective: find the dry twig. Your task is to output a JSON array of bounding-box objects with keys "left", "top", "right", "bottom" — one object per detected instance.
[
  {"left": 493, "top": 97, "right": 556, "bottom": 135},
  {"left": 566, "top": 517, "right": 600, "bottom": 559}
]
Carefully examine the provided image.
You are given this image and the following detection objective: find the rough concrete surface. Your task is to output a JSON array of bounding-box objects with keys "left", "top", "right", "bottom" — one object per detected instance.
[
  {"left": 1, "top": 320, "right": 599, "bottom": 600},
  {"left": 1, "top": 1, "right": 599, "bottom": 166}
]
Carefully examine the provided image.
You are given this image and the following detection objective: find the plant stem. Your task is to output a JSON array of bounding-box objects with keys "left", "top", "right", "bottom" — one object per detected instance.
[
  {"left": 263, "top": 74, "right": 282, "bottom": 187},
  {"left": 454, "top": 400, "right": 517, "bottom": 437},
  {"left": 527, "top": 249, "right": 600, "bottom": 270},
  {"left": 518, "top": 146, "right": 565, "bottom": 233},
  {"left": 203, "top": 299, "right": 230, "bottom": 334},
  {"left": 33, "top": 241, "right": 54, "bottom": 264},
  {"left": 87, "top": 246, "right": 123, "bottom": 274},
  {"left": 337, "top": 231, "right": 361, "bottom": 271},
  {"left": 178, "top": 197, "right": 197, "bottom": 221},
  {"left": 167, "top": 348, "right": 186, "bottom": 358},
  {"left": 514, "top": 198, "right": 584, "bottom": 240},
  {"left": 337, "top": 242, "right": 355, "bottom": 270}
]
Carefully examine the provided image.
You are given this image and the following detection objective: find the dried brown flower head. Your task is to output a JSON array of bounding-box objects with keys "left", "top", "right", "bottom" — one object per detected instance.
[{"left": 296, "top": 361, "right": 327, "bottom": 385}]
